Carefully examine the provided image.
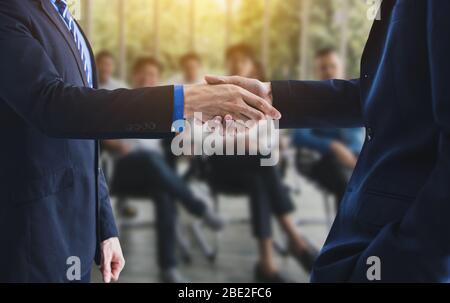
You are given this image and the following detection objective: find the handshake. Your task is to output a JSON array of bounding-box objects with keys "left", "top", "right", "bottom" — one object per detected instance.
[{"left": 184, "top": 75, "right": 281, "bottom": 124}]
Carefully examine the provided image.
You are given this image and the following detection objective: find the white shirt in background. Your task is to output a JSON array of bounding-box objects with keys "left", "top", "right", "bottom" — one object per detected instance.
[{"left": 99, "top": 78, "right": 128, "bottom": 90}]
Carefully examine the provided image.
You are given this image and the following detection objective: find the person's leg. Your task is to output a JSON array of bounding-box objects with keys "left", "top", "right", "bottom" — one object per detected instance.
[
  {"left": 278, "top": 214, "right": 309, "bottom": 252},
  {"left": 256, "top": 167, "right": 300, "bottom": 240},
  {"left": 247, "top": 176, "right": 278, "bottom": 275},
  {"left": 153, "top": 192, "right": 178, "bottom": 274},
  {"left": 145, "top": 152, "right": 207, "bottom": 217},
  {"left": 260, "top": 166, "right": 318, "bottom": 272},
  {"left": 261, "top": 166, "right": 295, "bottom": 216}
]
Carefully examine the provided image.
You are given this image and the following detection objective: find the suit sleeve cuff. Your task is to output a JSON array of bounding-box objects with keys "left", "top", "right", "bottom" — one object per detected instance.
[
  {"left": 172, "top": 85, "right": 185, "bottom": 132},
  {"left": 271, "top": 81, "right": 294, "bottom": 128}
]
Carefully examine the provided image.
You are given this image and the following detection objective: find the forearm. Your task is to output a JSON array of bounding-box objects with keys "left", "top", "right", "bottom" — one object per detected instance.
[
  {"left": 34, "top": 81, "right": 174, "bottom": 139},
  {"left": 271, "top": 79, "right": 363, "bottom": 129}
]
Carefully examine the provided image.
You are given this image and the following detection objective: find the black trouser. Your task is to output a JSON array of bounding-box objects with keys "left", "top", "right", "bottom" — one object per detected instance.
[
  {"left": 112, "top": 150, "right": 207, "bottom": 269},
  {"left": 307, "top": 155, "right": 351, "bottom": 207},
  {"left": 209, "top": 156, "right": 294, "bottom": 240}
]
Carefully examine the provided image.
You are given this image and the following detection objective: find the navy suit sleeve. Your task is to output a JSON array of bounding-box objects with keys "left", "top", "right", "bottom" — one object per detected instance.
[
  {"left": 0, "top": 3, "right": 173, "bottom": 139},
  {"left": 349, "top": 1, "right": 450, "bottom": 282},
  {"left": 98, "top": 170, "right": 119, "bottom": 241},
  {"left": 271, "top": 79, "right": 363, "bottom": 129}
]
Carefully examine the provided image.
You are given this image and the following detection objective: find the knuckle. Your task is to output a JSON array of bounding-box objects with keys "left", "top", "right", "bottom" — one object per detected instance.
[
  {"left": 237, "top": 104, "right": 248, "bottom": 112},
  {"left": 233, "top": 98, "right": 242, "bottom": 105}
]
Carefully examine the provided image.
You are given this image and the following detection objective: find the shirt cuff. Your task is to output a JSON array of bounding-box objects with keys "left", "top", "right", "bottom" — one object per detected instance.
[{"left": 172, "top": 85, "right": 185, "bottom": 132}]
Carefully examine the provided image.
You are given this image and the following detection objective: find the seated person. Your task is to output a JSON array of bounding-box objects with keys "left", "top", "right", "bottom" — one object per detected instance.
[
  {"left": 179, "top": 52, "right": 204, "bottom": 84},
  {"left": 102, "top": 57, "right": 224, "bottom": 283},
  {"left": 206, "top": 44, "right": 318, "bottom": 283},
  {"left": 292, "top": 48, "right": 364, "bottom": 207},
  {"left": 293, "top": 128, "right": 363, "bottom": 206},
  {"left": 96, "top": 50, "right": 128, "bottom": 90}
]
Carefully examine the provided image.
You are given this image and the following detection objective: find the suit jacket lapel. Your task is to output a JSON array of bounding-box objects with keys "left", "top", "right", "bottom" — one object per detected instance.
[{"left": 39, "top": 0, "right": 88, "bottom": 87}]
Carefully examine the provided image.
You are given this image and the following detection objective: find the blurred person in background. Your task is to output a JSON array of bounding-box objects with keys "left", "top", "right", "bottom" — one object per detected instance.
[
  {"left": 292, "top": 48, "right": 364, "bottom": 207},
  {"left": 207, "top": 44, "right": 318, "bottom": 283},
  {"left": 102, "top": 57, "right": 224, "bottom": 283},
  {"left": 179, "top": 52, "right": 203, "bottom": 84},
  {"left": 96, "top": 50, "right": 128, "bottom": 90}
]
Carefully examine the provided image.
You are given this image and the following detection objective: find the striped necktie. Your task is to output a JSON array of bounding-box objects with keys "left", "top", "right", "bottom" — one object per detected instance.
[{"left": 54, "top": 0, "right": 93, "bottom": 87}]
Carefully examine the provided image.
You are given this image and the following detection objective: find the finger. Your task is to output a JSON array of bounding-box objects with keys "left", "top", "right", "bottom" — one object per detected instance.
[
  {"left": 232, "top": 113, "right": 250, "bottom": 127},
  {"left": 240, "top": 104, "right": 266, "bottom": 121},
  {"left": 101, "top": 252, "right": 112, "bottom": 283},
  {"left": 222, "top": 115, "right": 233, "bottom": 136},
  {"left": 206, "top": 117, "right": 222, "bottom": 133},
  {"left": 224, "top": 118, "right": 237, "bottom": 137},
  {"left": 240, "top": 89, "right": 281, "bottom": 119},
  {"left": 204, "top": 75, "right": 228, "bottom": 85},
  {"left": 206, "top": 75, "right": 248, "bottom": 89},
  {"left": 111, "top": 258, "right": 124, "bottom": 282}
]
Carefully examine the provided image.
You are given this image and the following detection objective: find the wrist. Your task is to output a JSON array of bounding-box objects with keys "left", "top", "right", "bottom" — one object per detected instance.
[{"left": 183, "top": 85, "right": 195, "bottom": 119}]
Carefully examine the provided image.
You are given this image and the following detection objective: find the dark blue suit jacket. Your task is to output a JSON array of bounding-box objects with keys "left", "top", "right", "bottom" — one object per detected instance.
[
  {"left": 272, "top": 0, "right": 450, "bottom": 282},
  {"left": 0, "top": 0, "right": 174, "bottom": 282}
]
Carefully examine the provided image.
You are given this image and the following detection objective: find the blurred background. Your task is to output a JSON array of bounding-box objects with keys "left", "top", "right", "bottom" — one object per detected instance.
[{"left": 73, "top": 0, "right": 373, "bottom": 283}]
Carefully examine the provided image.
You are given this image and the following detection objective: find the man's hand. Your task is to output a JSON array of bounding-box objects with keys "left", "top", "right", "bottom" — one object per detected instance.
[
  {"left": 184, "top": 83, "right": 280, "bottom": 122},
  {"left": 330, "top": 141, "right": 358, "bottom": 169},
  {"left": 100, "top": 237, "right": 125, "bottom": 283},
  {"left": 205, "top": 75, "right": 273, "bottom": 106}
]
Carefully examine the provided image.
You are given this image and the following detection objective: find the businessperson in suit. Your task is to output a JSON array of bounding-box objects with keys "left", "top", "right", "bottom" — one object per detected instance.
[
  {"left": 207, "top": 0, "right": 450, "bottom": 282},
  {"left": 0, "top": 0, "right": 280, "bottom": 283}
]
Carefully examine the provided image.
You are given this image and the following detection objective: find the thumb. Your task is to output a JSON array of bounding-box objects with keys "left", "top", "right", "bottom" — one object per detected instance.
[{"left": 205, "top": 75, "right": 227, "bottom": 85}]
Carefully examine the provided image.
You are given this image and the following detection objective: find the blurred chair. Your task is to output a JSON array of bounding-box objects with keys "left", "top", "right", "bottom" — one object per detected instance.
[
  {"left": 100, "top": 152, "right": 193, "bottom": 264},
  {"left": 294, "top": 148, "right": 336, "bottom": 228}
]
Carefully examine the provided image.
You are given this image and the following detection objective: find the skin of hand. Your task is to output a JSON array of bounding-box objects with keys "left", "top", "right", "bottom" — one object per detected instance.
[
  {"left": 330, "top": 141, "right": 358, "bottom": 169},
  {"left": 205, "top": 75, "right": 274, "bottom": 107},
  {"left": 102, "top": 140, "right": 131, "bottom": 157},
  {"left": 183, "top": 83, "right": 280, "bottom": 122},
  {"left": 100, "top": 237, "right": 125, "bottom": 283}
]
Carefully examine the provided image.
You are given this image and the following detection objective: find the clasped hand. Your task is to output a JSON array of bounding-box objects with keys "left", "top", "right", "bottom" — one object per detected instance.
[{"left": 183, "top": 75, "right": 280, "bottom": 125}]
